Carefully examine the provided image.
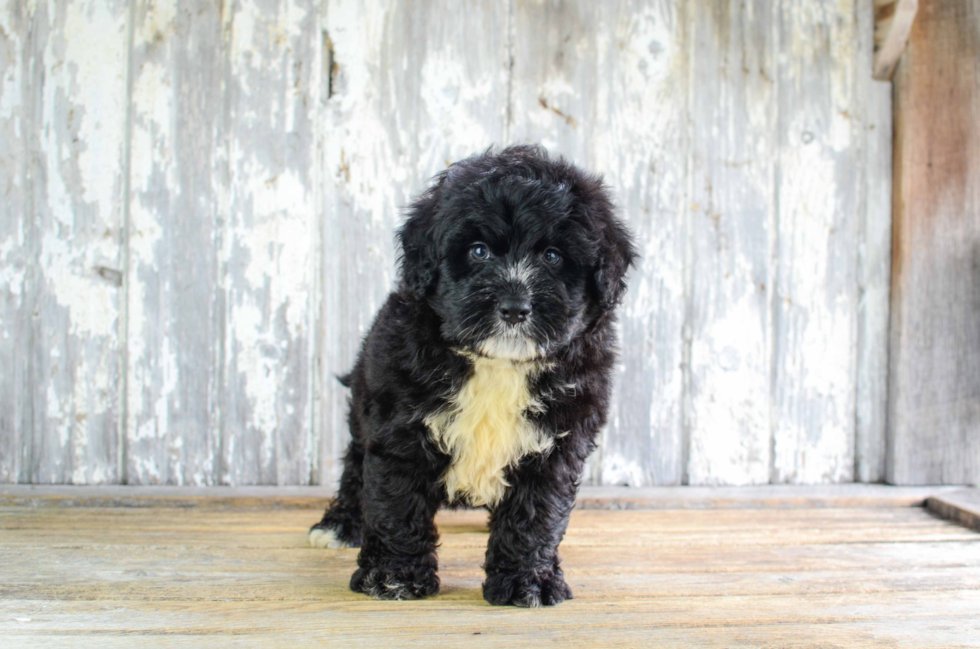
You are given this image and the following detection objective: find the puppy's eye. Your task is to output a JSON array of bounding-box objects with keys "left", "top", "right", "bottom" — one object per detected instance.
[
  {"left": 470, "top": 243, "right": 491, "bottom": 261},
  {"left": 543, "top": 249, "right": 562, "bottom": 265}
]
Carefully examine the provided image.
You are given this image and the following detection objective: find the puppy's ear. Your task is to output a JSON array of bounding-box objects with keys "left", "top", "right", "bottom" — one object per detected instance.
[
  {"left": 397, "top": 181, "right": 444, "bottom": 300},
  {"left": 584, "top": 182, "right": 637, "bottom": 310}
]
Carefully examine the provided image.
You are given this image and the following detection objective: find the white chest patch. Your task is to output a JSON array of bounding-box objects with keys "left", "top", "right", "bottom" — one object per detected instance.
[{"left": 425, "top": 353, "right": 552, "bottom": 507}]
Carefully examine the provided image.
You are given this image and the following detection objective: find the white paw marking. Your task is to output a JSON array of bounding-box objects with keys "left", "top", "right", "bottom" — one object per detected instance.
[{"left": 308, "top": 527, "right": 354, "bottom": 549}]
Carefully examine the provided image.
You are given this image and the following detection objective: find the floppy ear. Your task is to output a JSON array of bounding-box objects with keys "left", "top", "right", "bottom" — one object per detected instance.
[
  {"left": 396, "top": 180, "right": 444, "bottom": 300},
  {"left": 584, "top": 182, "right": 637, "bottom": 311}
]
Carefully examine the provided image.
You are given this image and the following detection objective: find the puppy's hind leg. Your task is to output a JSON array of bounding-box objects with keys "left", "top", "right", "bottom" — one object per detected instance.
[{"left": 309, "top": 439, "right": 364, "bottom": 549}]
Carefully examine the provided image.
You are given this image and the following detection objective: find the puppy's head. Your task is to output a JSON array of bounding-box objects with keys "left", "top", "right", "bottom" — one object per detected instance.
[{"left": 398, "top": 145, "right": 636, "bottom": 361}]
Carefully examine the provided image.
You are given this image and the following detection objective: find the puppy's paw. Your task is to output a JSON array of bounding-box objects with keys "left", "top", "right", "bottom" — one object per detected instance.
[
  {"left": 483, "top": 569, "right": 573, "bottom": 607},
  {"left": 350, "top": 564, "right": 440, "bottom": 601},
  {"left": 308, "top": 526, "right": 357, "bottom": 549}
]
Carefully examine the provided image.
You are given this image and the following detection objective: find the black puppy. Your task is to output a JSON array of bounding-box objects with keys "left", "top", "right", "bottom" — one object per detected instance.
[{"left": 310, "top": 145, "right": 636, "bottom": 607}]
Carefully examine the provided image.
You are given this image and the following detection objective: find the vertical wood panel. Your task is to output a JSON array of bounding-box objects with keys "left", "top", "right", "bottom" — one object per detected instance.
[
  {"left": 598, "top": 0, "right": 689, "bottom": 486},
  {"left": 687, "top": 0, "right": 775, "bottom": 485},
  {"left": 126, "top": 0, "right": 224, "bottom": 484},
  {"left": 318, "top": 0, "right": 509, "bottom": 486},
  {"left": 771, "top": 0, "right": 861, "bottom": 483},
  {"left": 0, "top": 0, "right": 30, "bottom": 482},
  {"left": 509, "top": 1, "right": 597, "bottom": 165},
  {"left": 855, "top": 0, "right": 892, "bottom": 484},
  {"left": 220, "top": 0, "right": 321, "bottom": 486},
  {"left": 22, "top": 0, "right": 128, "bottom": 483},
  {"left": 888, "top": 0, "right": 980, "bottom": 485},
  {"left": 2, "top": 0, "right": 897, "bottom": 486},
  {"left": 509, "top": 0, "right": 598, "bottom": 484},
  {"left": 510, "top": 0, "right": 689, "bottom": 486}
]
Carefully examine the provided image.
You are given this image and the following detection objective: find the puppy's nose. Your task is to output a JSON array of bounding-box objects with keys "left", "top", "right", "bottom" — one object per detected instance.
[{"left": 498, "top": 298, "right": 531, "bottom": 325}]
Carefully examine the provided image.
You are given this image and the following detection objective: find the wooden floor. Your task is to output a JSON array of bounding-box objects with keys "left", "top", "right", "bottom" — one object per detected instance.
[{"left": 2, "top": 492, "right": 979, "bottom": 647}]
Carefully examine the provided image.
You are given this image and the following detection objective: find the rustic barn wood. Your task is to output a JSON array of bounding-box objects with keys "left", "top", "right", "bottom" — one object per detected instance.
[
  {"left": 887, "top": 0, "right": 980, "bottom": 485},
  {"left": 318, "top": 0, "right": 511, "bottom": 488},
  {"left": 0, "top": 0, "right": 29, "bottom": 483},
  {"left": 687, "top": 0, "right": 775, "bottom": 486},
  {"left": 125, "top": 0, "right": 226, "bottom": 485},
  {"left": 1, "top": 0, "right": 897, "bottom": 487},
  {"left": 0, "top": 0, "right": 128, "bottom": 485},
  {"left": 857, "top": 0, "right": 896, "bottom": 484},
  {"left": 1, "top": 500, "right": 978, "bottom": 646},
  {"left": 219, "top": 0, "right": 321, "bottom": 487},
  {"left": 0, "top": 483, "right": 959, "bottom": 509},
  {"left": 927, "top": 488, "right": 980, "bottom": 532},
  {"left": 873, "top": 0, "right": 918, "bottom": 80}
]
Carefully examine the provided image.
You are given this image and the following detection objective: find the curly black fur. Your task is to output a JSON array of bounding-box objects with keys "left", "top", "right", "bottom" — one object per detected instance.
[{"left": 311, "top": 145, "right": 636, "bottom": 606}]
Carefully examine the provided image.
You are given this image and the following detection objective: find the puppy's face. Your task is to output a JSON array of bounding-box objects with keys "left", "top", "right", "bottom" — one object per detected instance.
[
  {"left": 429, "top": 180, "right": 595, "bottom": 360},
  {"left": 399, "top": 148, "right": 636, "bottom": 361}
]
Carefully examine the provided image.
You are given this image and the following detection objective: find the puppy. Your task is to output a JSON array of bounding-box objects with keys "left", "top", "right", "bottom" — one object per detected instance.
[{"left": 310, "top": 145, "right": 636, "bottom": 607}]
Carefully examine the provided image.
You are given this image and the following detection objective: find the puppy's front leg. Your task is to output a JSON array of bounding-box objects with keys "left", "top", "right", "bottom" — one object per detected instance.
[
  {"left": 483, "top": 455, "right": 578, "bottom": 607},
  {"left": 350, "top": 449, "right": 442, "bottom": 600}
]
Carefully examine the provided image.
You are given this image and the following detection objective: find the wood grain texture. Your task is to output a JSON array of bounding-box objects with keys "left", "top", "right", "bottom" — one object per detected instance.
[
  {"left": 318, "top": 0, "right": 510, "bottom": 487},
  {"left": 772, "top": 0, "right": 863, "bottom": 483},
  {"left": 888, "top": 0, "right": 980, "bottom": 485},
  {"left": 125, "top": 0, "right": 225, "bottom": 485},
  {"left": 0, "top": 504, "right": 978, "bottom": 647},
  {"left": 0, "top": 0, "right": 29, "bottom": 482},
  {"left": 856, "top": 0, "right": 894, "bottom": 484},
  {"left": 219, "top": 0, "right": 321, "bottom": 486},
  {"left": 599, "top": 0, "right": 690, "bottom": 487},
  {"left": 873, "top": 0, "right": 918, "bottom": 80},
  {"left": 927, "top": 488, "right": 980, "bottom": 532},
  {"left": 1, "top": 0, "right": 897, "bottom": 487},
  {"left": 15, "top": 0, "right": 128, "bottom": 484},
  {"left": 687, "top": 0, "right": 775, "bottom": 486},
  {"left": 0, "top": 483, "right": 959, "bottom": 509},
  {"left": 509, "top": 0, "right": 689, "bottom": 485}
]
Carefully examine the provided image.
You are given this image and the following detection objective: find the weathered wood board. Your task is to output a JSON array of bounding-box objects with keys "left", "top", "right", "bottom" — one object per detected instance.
[
  {"left": 887, "top": 0, "right": 980, "bottom": 485},
  {"left": 125, "top": 0, "right": 225, "bottom": 485},
  {"left": 0, "top": 0, "right": 30, "bottom": 483},
  {"left": 771, "top": 0, "right": 863, "bottom": 484},
  {"left": 1, "top": 0, "right": 895, "bottom": 486},
  {"left": 856, "top": 0, "right": 894, "bottom": 484},
  {"left": 687, "top": 0, "right": 775, "bottom": 486},
  {"left": 318, "top": 0, "right": 511, "bottom": 487},
  {"left": 219, "top": 0, "right": 321, "bottom": 486},
  {"left": 0, "top": 0, "right": 129, "bottom": 484},
  {"left": 1, "top": 503, "right": 978, "bottom": 647},
  {"left": 125, "top": 0, "right": 323, "bottom": 486}
]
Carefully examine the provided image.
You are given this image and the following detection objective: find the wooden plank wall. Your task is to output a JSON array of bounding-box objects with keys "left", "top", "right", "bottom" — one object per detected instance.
[
  {"left": 887, "top": 0, "right": 980, "bottom": 485},
  {"left": 0, "top": 0, "right": 893, "bottom": 487}
]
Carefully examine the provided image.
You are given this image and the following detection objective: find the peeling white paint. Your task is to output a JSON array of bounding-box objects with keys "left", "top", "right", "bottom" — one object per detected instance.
[
  {"left": 4, "top": 0, "right": 892, "bottom": 488},
  {"left": 0, "top": 236, "right": 26, "bottom": 299}
]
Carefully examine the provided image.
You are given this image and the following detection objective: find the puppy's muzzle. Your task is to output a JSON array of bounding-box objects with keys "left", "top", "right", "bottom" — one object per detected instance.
[{"left": 498, "top": 296, "right": 531, "bottom": 325}]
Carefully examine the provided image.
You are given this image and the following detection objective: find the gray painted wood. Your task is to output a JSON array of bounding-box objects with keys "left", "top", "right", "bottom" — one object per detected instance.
[
  {"left": 0, "top": 0, "right": 29, "bottom": 483},
  {"left": 771, "top": 0, "right": 863, "bottom": 483},
  {"left": 887, "top": 0, "right": 980, "bottom": 485},
  {"left": 855, "top": 1, "right": 893, "bottom": 484},
  {"left": 219, "top": 0, "right": 321, "bottom": 486},
  {"left": 687, "top": 0, "right": 775, "bottom": 486},
  {"left": 0, "top": 483, "right": 960, "bottom": 509},
  {"left": 509, "top": 0, "right": 689, "bottom": 486},
  {"left": 1, "top": 0, "right": 898, "bottom": 486},
  {"left": 7, "top": 0, "right": 129, "bottom": 484},
  {"left": 594, "top": 0, "right": 689, "bottom": 487},
  {"left": 318, "top": 0, "right": 510, "bottom": 487},
  {"left": 125, "top": 0, "right": 225, "bottom": 484}
]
